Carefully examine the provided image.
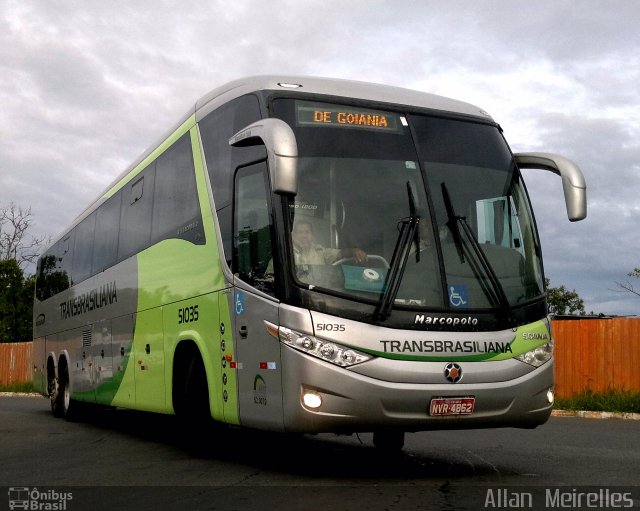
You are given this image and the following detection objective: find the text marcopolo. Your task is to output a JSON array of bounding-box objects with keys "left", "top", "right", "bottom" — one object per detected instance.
[{"left": 414, "top": 314, "right": 479, "bottom": 326}]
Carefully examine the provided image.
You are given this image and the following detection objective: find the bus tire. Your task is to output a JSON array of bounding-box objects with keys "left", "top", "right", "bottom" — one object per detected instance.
[
  {"left": 176, "top": 354, "right": 211, "bottom": 432},
  {"left": 49, "top": 374, "right": 64, "bottom": 418},
  {"left": 373, "top": 430, "right": 405, "bottom": 452},
  {"left": 58, "top": 365, "right": 78, "bottom": 421}
]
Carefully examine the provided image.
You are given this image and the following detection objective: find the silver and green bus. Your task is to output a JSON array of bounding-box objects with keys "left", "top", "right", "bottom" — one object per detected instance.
[{"left": 33, "top": 76, "right": 586, "bottom": 449}]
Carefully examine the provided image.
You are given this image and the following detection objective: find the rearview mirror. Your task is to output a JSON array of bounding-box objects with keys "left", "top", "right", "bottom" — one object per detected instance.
[
  {"left": 514, "top": 152, "right": 587, "bottom": 221},
  {"left": 229, "top": 118, "right": 298, "bottom": 195}
]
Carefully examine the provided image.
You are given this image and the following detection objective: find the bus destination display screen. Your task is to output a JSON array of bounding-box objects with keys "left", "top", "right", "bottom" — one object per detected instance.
[{"left": 296, "top": 101, "right": 402, "bottom": 133}]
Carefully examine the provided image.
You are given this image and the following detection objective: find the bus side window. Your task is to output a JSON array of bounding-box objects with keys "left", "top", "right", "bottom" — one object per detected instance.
[
  {"left": 118, "top": 164, "right": 155, "bottom": 261},
  {"left": 71, "top": 212, "right": 96, "bottom": 284},
  {"left": 152, "top": 133, "right": 204, "bottom": 245},
  {"left": 59, "top": 234, "right": 74, "bottom": 287},
  {"left": 233, "top": 162, "right": 275, "bottom": 295},
  {"left": 92, "top": 192, "right": 121, "bottom": 274},
  {"left": 199, "top": 94, "right": 265, "bottom": 267},
  {"left": 475, "top": 196, "right": 524, "bottom": 256},
  {"left": 35, "top": 243, "right": 71, "bottom": 301}
]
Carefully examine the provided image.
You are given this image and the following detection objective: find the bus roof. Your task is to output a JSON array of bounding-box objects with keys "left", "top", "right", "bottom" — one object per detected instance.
[
  {"left": 194, "top": 75, "right": 494, "bottom": 121},
  {"left": 45, "top": 76, "right": 495, "bottom": 249}
]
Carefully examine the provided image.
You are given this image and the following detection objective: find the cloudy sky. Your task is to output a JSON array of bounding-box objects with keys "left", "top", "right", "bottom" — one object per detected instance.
[{"left": 1, "top": 0, "right": 638, "bottom": 316}]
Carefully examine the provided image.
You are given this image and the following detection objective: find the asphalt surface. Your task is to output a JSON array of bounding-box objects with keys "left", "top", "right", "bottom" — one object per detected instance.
[{"left": 1, "top": 395, "right": 639, "bottom": 510}]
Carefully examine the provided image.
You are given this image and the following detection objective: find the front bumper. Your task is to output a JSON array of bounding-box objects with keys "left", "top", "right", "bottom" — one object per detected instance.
[{"left": 281, "top": 345, "right": 553, "bottom": 433}]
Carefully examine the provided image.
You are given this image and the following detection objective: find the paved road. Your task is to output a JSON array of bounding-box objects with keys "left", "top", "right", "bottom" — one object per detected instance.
[{"left": 1, "top": 395, "right": 639, "bottom": 510}]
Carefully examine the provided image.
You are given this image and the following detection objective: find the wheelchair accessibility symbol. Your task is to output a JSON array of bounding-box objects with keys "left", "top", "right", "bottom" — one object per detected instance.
[
  {"left": 235, "top": 291, "right": 245, "bottom": 316},
  {"left": 449, "top": 285, "right": 469, "bottom": 308}
]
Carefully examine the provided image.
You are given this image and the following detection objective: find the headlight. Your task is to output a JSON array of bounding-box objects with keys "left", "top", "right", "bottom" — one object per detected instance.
[
  {"left": 277, "top": 325, "right": 372, "bottom": 367},
  {"left": 516, "top": 342, "right": 553, "bottom": 367}
]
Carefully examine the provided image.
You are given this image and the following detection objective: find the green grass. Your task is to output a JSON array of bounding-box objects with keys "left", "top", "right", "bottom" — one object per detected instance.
[
  {"left": 0, "top": 381, "right": 35, "bottom": 393},
  {"left": 555, "top": 389, "right": 640, "bottom": 414}
]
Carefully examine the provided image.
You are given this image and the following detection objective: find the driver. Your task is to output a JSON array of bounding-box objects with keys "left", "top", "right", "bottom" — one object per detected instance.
[
  {"left": 292, "top": 220, "right": 367, "bottom": 265},
  {"left": 263, "top": 220, "right": 367, "bottom": 282}
]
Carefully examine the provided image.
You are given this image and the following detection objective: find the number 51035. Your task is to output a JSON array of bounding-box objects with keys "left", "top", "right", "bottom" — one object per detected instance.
[{"left": 178, "top": 305, "right": 199, "bottom": 324}]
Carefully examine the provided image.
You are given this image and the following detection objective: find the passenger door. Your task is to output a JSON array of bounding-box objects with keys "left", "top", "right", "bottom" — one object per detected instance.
[{"left": 232, "top": 162, "right": 284, "bottom": 431}]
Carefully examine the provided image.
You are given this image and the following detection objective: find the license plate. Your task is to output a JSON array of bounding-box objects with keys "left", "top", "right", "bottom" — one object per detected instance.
[{"left": 429, "top": 397, "right": 475, "bottom": 416}]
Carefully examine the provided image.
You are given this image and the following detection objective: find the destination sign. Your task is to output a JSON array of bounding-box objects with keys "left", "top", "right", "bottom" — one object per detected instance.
[{"left": 296, "top": 101, "right": 401, "bottom": 132}]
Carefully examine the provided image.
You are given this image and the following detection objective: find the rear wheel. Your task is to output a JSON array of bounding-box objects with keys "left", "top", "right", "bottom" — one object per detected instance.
[
  {"left": 58, "top": 365, "right": 79, "bottom": 421},
  {"left": 49, "top": 374, "right": 64, "bottom": 418}
]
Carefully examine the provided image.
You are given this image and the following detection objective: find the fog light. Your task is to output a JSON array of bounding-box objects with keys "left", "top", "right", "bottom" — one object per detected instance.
[
  {"left": 302, "top": 391, "right": 322, "bottom": 409},
  {"left": 547, "top": 389, "right": 555, "bottom": 405}
]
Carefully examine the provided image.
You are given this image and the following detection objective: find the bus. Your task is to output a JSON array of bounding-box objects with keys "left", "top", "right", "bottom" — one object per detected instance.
[{"left": 32, "top": 76, "right": 586, "bottom": 450}]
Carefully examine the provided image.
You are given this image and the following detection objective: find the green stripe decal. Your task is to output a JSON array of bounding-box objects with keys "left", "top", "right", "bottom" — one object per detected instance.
[{"left": 359, "top": 320, "right": 551, "bottom": 362}]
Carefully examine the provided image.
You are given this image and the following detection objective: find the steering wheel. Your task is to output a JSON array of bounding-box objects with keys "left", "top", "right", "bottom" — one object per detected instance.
[{"left": 332, "top": 254, "right": 390, "bottom": 268}]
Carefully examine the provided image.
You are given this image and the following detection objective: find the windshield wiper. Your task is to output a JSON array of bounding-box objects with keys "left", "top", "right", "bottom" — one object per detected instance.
[
  {"left": 441, "top": 183, "right": 465, "bottom": 263},
  {"left": 440, "top": 182, "right": 514, "bottom": 324},
  {"left": 376, "top": 182, "right": 420, "bottom": 321}
]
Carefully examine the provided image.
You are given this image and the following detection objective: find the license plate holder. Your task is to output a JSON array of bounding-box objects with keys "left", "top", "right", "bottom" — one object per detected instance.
[{"left": 429, "top": 397, "right": 476, "bottom": 416}]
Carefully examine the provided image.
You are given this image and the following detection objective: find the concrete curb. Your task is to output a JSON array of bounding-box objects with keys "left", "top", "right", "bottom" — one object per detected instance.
[
  {"left": 0, "top": 392, "right": 42, "bottom": 397},
  {"left": 552, "top": 409, "right": 640, "bottom": 420}
]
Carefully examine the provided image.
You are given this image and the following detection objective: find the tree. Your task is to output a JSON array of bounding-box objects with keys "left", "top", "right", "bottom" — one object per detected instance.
[
  {"left": 0, "top": 202, "right": 47, "bottom": 341},
  {"left": 616, "top": 268, "right": 640, "bottom": 298},
  {"left": 0, "top": 259, "right": 34, "bottom": 342},
  {"left": 0, "top": 202, "right": 47, "bottom": 270},
  {"left": 545, "top": 278, "right": 586, "bottom": 316}
]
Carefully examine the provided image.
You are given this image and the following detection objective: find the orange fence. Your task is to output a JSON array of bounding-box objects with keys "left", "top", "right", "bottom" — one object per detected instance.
[
  {"left": 0, "top": 342, "right": 32, "bottom": 386},
  {"left": 1, "top": 319, "right": 639, "bottom": 397},
  {"left": 552, "top": 318, "right": 640, "bottom": 399}
]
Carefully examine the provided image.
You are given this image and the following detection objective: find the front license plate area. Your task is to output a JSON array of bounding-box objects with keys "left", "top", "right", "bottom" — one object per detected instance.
[{"left": 429, "top": 397, "right": 475, "bottom": 416}]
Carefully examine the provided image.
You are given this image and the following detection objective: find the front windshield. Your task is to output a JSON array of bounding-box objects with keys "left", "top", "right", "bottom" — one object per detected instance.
[{"left": 273, "top": 99, "right": 544, "bottom": 312}]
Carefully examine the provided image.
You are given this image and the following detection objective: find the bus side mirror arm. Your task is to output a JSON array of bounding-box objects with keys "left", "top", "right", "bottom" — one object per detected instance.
[
  {"left": 514, "top": 152, "right": 587, "bottom": 222},
  {"left": 229, "top": 118, "right": 298, "bottom": 196}
]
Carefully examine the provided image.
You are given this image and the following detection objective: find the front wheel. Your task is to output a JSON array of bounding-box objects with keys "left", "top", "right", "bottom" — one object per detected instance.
[
  {"left": 174, "top": 355, "right": 219, "bottom": 449},
  {"left": 175, "top": 356, "right": 212, "bottom": 428}
]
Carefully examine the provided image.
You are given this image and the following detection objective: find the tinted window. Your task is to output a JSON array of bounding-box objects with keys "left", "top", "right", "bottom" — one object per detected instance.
[
  {"left": 217, "top": 204, "right": 232, "bottom": 266},
  {"left": 118, "top": 165, "right": 155, "bottom": 260},
  {"left": 92, "top": 193, "right": 122, "bottom": 274},
  {"left": 411, "top": 115, "right": 512, "bottom": 169},
  {"left": 234, "top": 162, "right": 275, "bottom": 295},
  {"left": 71, "top": 212, "right": 96, "bottom": 284},
  {"left": 152, "top": 133, "right": 204, "bottom": 244},
  {"left": 36, "top": 236, "right": 72, "bottom": 300},
  {"left": 199, "top": 94, "right": 265, "bottom": 209},
  {"left": 36, "top": 130, "right": 210, "bottom": 299},
  {"left": 60, "top": 234, "right": 74, "bottom": 282}
]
